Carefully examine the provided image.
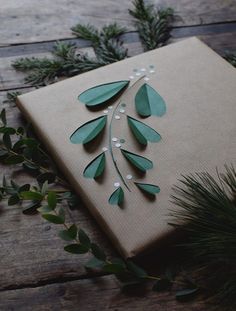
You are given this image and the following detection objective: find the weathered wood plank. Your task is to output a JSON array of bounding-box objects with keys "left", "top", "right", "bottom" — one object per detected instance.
[
  {"left": 1, "top": 23, "right": 236, "bottom": 58},
  {"left": 0, "top": 32, "right": 235, "bottom": 91},
  {"left": 0, "top": 0, "right": 236, "bottom": 45},
  {"left": 0, "top": 105, "right": 116, "bottom": 290},
  {"left": 0, "top": 275, "right": 207, "bottom": 311}
]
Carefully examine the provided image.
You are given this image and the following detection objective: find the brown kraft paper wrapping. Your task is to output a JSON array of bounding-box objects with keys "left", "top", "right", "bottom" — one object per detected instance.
[{"left": 16, "top": 37, "right": 236, "bottom": 258}]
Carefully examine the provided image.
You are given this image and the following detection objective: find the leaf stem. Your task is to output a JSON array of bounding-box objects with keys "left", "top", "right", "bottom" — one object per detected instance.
[{"left": 108, "top": 76, "right": 145, "bottom": 192}]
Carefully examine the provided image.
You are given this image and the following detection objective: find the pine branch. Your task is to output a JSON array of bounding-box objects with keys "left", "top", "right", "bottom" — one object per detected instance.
[
  {"left": 71, "top": 23, "right": 126, "bottom": 44},
  {"left": 171, "top": 165, "right": 236, "bottom": 307},
  {"left": 129, "top": 0, "right": 173, "bottom": 51},
  {"left": 12, "top": 24, "right": 127, "bottom": 86},
  {"left": 12, "top": 42, "right": 104, "bottom": 86}
]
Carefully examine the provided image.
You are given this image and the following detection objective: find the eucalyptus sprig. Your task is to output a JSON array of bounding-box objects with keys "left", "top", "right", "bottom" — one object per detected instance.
[{"left": 171, "top": 165, "right": 236, "bottom": 309}]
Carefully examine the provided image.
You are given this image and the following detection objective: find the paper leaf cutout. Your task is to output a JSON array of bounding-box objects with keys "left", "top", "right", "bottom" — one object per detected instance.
[
  {"left": 70, "top": 115, "right": 107, "bottom": 144},
  {"left": 83, "top": 152, "right": 105, "bottom": 179},
  {"left": 135, "top": 182, "right": 160, "bottom": 195},
  {"left": 127, "top": 116, "right": 161, "bottom": 145},
  {"left": 78, "top": 80, "right": 129, "bottom": 107},
  {"left": 121, "top": 149, "right": 153, "bottom": 172},
  {"left": 135, "top": 83, "right": 166, "bottom": 117},
  {"left": 109, "top": 187, "right": 124, "bottom": 206}
]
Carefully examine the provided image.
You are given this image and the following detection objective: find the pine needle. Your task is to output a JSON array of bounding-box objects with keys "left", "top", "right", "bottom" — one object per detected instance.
[
  {"left": 129, "top": 0, "right": 173, "bottom": 51},
  {"left": 171, "top": 165, "right": 236, "bottom": 309}
]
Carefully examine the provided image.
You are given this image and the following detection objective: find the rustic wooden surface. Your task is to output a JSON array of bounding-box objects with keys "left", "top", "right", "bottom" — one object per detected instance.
[{"left": 0, "top": 0, "right": 235, "bottom": 310}]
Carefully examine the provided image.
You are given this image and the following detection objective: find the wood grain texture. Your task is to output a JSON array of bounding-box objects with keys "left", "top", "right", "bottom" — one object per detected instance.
[
  {"left": 0, "top": 275, "right": 208, "bottom": 311},
  {"left": 0, "top": 1, "right": 235, "bottom": 309},
  {"left": 0, "top": 32, "right": 236, "bottom": 91},
  {"left": 0, "top": 0, "right": 236, "bottom": 45}
]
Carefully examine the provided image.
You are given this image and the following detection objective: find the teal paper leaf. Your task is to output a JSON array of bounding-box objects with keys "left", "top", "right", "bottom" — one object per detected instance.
[
  {"left": 135, "top": 182, "right": 160, "bottom": 195},
  {"left": 127, "top": 116, "right": 161, "bottom": 145},
  {"left": 109, "top": 187, "right": 124, "bottom": 206},
  {"left": 78, "top": 80, "right": 129, "bottom": 107},
  {"left": 83, "top": 152, "right": 105, "bottom": 179},
  {"left": 135, "top": 83, "right": 166, "bottom": 117},
  {"left": 70, "top": 115, "right": 107, "bottom": 144},
  {"left": 121, "top": 149, "right": 153, "bottom": 172}
]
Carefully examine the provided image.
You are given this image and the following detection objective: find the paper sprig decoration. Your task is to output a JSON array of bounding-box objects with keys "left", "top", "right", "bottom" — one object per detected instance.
[{"left": 70, "top": 71, "right": 166, "bottom": 206}]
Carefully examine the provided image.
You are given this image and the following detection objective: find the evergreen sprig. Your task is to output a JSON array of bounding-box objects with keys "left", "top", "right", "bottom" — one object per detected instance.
[
  {"left": 12, "top": 42, "right": 105, "bottom": 86},
  {"left": 129, "top": 0, "right": 173, "bottom": 50},
  {"left": 171, "top": 166, "right": 236, "bottom": 308},
  {"left": 12, "top": 1, "right": 174, "bottom": 86}
]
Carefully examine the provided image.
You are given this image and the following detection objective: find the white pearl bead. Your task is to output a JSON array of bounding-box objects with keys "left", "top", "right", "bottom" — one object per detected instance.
[{"left": 114, "top": 182, "right": 120, "bottom": 187}]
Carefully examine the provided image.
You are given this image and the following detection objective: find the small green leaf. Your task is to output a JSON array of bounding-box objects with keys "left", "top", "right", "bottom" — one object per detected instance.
[
  {"left": 41, "top": 181, "right": 48, "bottom": 196},
  {"left": 47, "top": 191, "right": 57, "bottom": 209},
  {"left": 70, "top": 115, "right": 107, "bottom": 144},
  {"left": 0, "top": 127, "right": 16, "bottom": 134},
  {"left": 59, "top": 224, "right": 78, "bottom": 241},
  {"left": 3, "top": 133, "right": 12, "bottom": 149},
  {"left": 42, "top": 213, "right": 65, "bottom": 224},
  {"left": 4, "top": 155, "right": 24, "bottom": 164},
  {"left": 135, "top": 182, "right": 160, "bottom": 195},
  {"left": 64, "top": 244, "right": 89, "bottom": 254},
  {"left": 126, "top": 261, "right": 147, "bottom": 279},
  {"left": 103, "top": 263, "right": 126, "bottom": 274},
  {"left": 108, "top": 187, "right": 124, "bottom": 206},
  {"left": 79, "top": 229, "right": 91, "bottom": 248},
  {"left": 83, "top": 152, "right": 105, "bottom": 179},
  {"left": 85, "top": 257, "right": 105, "bottom": 269},
  {"left": 37, "top": 205, "right": 54, "bottom": 213},
  {"left": 135, "top": 83, "right": 166, "bottom": 117},
  {"left": 121, "top": 149, "right": 153, "bottom": 172},
  {"left": 175, "top": 288, "right": 199, "bottom": 301},
  {"left": 91, "top": 243, "right": 106, "bottom": 261},
  {"left": 127, "top": 116, "right": 161, "bottom": 145},
  {"left": 19, "top": 184, "right": 30, "bottom": 192},
  {"left": 78, "top": 80, "right": 129, "bottom": 107},
  {"left": 37, "top": 172, "right": 56, "bottom": 184},
  {"left": 20, "top": 191, "right": 43, "bottom": 201},
  {"left": 8, "top": 194, "right": 20, "bottom": 206},
  {"left": 23, "top": 201, "right": 41, "bottom": 215},
  {"left": 0, "top": 109, "right": 6, "bottom": 126}
]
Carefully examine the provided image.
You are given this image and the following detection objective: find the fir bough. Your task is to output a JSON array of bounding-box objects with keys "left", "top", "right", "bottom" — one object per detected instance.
[
  {"left": 171, "top": 165, "right": 236, "bottom": 309},
  {"left": 129, "top": 0, "right": 173, "bottom": 50}
]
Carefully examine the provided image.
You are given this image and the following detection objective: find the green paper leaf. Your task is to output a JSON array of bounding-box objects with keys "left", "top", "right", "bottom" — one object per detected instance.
[
  {"left": 121, "top": 149, "right": 153, "bottom": 172},
  {"left": 135, "top": 83, "right": 166, "bottom": 117},
  {"left": 70, "top": 115, "right": 107, "bottom": 144},
  {"left": 83, "top": 152, "right": 105, "bottom": 179},
  {"left": 135, "top": 182, "right": 160, "bottom": 195},
  {"left": 64, "top": 244, "right": 89, "bottom": 254},
  {"left": 78, "top": 80, "right": 129, "bottom": 107},
  {"left": 108, "top": 187, "right": 124, "bottom": 206},
  {"left": 127, "top": 116, "right": 161, "bottom": 145}
]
